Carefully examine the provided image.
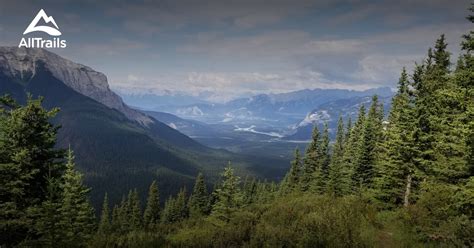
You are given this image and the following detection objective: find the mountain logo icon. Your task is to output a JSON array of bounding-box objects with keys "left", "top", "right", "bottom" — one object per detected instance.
[{"left": 23, "top": 9, "right": 62, "bottom": 36}]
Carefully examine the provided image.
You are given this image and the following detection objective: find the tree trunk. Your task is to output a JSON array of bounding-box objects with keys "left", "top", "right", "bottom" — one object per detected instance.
[{"left": 403, "top": 174, "right": 412, "bottom": 207}]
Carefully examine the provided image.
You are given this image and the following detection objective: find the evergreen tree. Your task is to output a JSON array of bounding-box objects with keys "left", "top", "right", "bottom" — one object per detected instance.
[
  {"left": 320, "top": 123, "right": 331, "bottom": 180},
  {"left": 328, "top": 116, "right": 350, "bottom": 196},
  {"left": 0, "top": 96, "right": 64, "bottom": 246},
  {"left": 344, "top": 117, "right": 352, "bottom": 145},
  {"left": 33, "top": 177, "right": 63, "bottom": 247},
  {"left": 143, "top": 180, "right": 160, "bottom": 228},
  {"left": 301, "top": 126, "right": 322, "bottom": 192},
  {"left": 281, "top": 148, "right": 302, "bottom": 194},
  {"left": 161, "top": 195, "right": 177, "bottom": 224},
  {"left": 188, "top": 173, "right": 209, "bottom": 217},
  {"left": 211, "top": 166, "right": 242, "bottom": 223},
  {"left": 98, "top": 193, "right": 110, "bottom": 234},
  {"left": 345, "top": 105, "right": 366, "bottom": 192},
  {"left": 58, "top": 148, "right": 95, "bottom": 247},
  {"left": 175, "top": 187, "right": 189, "bottom": 220},
  {"left": 110, "top": 204, "right": 121, "bottom": 231},
  {"left": 353, "top": 96, "right": 383, "bottom": 190},
  {"left": 128, "top": 189, "right": 142, "bottom": 230},
  {"left": 243, "top": 177, "right": 257, "bottom": 204},
  {"left": 375, "top": 69, "right": 417, "bottom": 208}
]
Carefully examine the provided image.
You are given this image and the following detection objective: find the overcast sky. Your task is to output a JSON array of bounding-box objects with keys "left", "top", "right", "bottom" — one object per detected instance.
[{"left": 0, "top": 0, "right": 471, "bottom": 101}]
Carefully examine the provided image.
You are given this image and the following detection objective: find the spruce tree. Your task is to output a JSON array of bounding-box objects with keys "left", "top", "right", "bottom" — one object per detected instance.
[
  {"left": 211, "top": 166, "right": 242, "bottom": 223},
  {"left": 243, "top": 177, "right": 257, "bottom": 204},
  {"left": 161, "top": 195, "right": 177, "bottom": 224},
  {"left": 0, "top": 96, "right": 64, "bottom": 246},
  {"left": 98, "top": 193, "right": 110, "bottom": 234},
  {"left": 143, "top": 180, "right": 160, "bottom": 228},
  {"left": 188, "top": 173, "right": 209, "bottom": 217},
  {"left": 353, "top": 96, "right": 383, "bottom": 190},
  {"left": 328, "top": 116, "right": 350, "bottom": 196},
  {"left": 281, "top": 148, "right": 302, "bottom": 194},
  {"left": 344, "top": 105, "right": 366, "bottom": 192},
  {"left": 320, "top": 123, "right": 331, "bottom": 179},
  {"left": 175, "top": 187, "right": 189, "bottom": 220},
  {"left": 128, "top": 189, "right": 142, "bottom": 230},
  {"left": 59, "top": 148, "right": 95, "bottom": 247},
  {"left": 375, "top": 69, "right": 417, "bottom": 207},
  {"left": 301, "top": 126, "right": 321, "bottom": 192}
]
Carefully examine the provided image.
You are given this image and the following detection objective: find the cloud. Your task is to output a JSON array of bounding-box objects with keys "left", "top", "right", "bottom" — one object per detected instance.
[
  {"left": 110, "top": 69, "right": 382, "bottom": 102},
  {"left": 352, "top": 54, "right": 423, "bottom": 83}
]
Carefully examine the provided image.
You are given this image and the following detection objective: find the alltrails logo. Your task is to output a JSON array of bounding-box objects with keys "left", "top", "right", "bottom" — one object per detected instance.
[{"left": 19, "top": 9, "right": 67, "bottom": 48}]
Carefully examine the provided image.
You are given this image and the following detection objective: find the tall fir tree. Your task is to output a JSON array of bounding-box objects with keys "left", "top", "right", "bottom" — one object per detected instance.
[
  {"left": 188, "top": 173, "right": 209, "bottom": 217},
  {"left": 345, "top": 105, "right": 366, "bottom": 192},
  {"left": 211, "top": 166, "right": 243, "bottom": 223},
  {"left": 161, "top": 195, "right": 177, "bottom": 224},
  {"left": 143, "top": 180, "right": 160, "bottom": 228},
  {"left": 320, "top": 123, "right": 331, "bottom": 180},
  {"left": 0, "top": 96, "right": 65, "bottom": 246},
  {"left": 281, "top": 148, "right": 302, "bottom": 194},
  {"left": 243, "top": 177, "right": 257, "bottom": 204},
  {"left": 128, "top": 189, "right": 142, "bottom": 230},
  {"left": 175, "top": 187, "right": 189, "bottom": 220},
  {"left": 301, "top": 126, "right": 323, "bottom": 192},
  {"left": 375, "top": 68, "right": 418, "bottom": 208},
  {"left": 353, "top": 96, "right": 383, "bottom": 190},
  {"left": 98, "top": 193, "right": 110, "bottom": 234},
  {"left": 58, "top": 148, "right": 95, "bottom": 247},
  {"left": 328, "top": 116, "right": 350, "bottom": 196}
]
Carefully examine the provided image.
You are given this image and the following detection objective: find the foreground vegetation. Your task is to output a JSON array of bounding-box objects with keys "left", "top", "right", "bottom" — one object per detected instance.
[{"left": 1, "top": 5, "right": 474, "bottom": 248}]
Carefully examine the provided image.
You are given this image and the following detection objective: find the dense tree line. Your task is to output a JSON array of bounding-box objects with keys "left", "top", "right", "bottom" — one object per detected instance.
[
  {"left": 1, "top": 5, "right": 473, "bottom": 248},
  {"left": 0, "top": 96, "right": 95, "bottom": 247}
]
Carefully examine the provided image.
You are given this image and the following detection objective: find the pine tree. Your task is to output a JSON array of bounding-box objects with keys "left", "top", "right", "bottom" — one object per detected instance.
[
  {"left": 344, "top": 117, "right": 352, "bottom": 145},
  {"left": 117, "top": 196, "right": 129, "bottom": 232},
  {"left": 243, "top": 177, "right": 257, "bottom": 204},
  {"left": 175, "top": 187, "right": 189, "bottom": 220},
  {"left": 301, "top": 126, "right": 321, "bottom": 192},
  {"left": 110, "top": 204, "right": 121, "bottom": 231},
  {"left": 59, "top": 148, "right": 95, "bottom": 247},
  {"left": 320, "top": 123, "right": 331, "bottom": 179},
  {"left": 143, "top": 180, "right": 160, "bottom": 228},
  {"left": 281, "top": 148, "right": 302, "bottom": 194},
  {"left": 328, "top": 116, "right": 350, "bottom": 196},
  {"left": 33, "top": 177, "right": 63, "bottom": 247},
  {"left": 344, "top": 105, "right": 366, "bottom": 192},
  {"left": 128, "top": 189, "right": 142, "bottom": 230},
  {"left": 211, "top": 165, "right": 243, "bottom": 223},
  {"left": 353, "top": 96, "right": 383, "bottom": 190},
  {"left": 161, "top": 195, "right": 177, "bottom": 224},
  {"left": 375, "top": 69, "right": 417, "bottom": 208},
  {"left": 188, "top": 173, "right": 209, "bottom": 217},
  {"left": 0, "top": 96, "right": 65, "bottom": 246},
  {"left": 98, "top": 193, "right": 110, "bottom": 234}
]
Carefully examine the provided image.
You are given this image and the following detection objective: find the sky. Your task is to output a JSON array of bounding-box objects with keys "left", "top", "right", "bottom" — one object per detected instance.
[{"left": 0, "top": 0, "right": 471, "bottom": 102}]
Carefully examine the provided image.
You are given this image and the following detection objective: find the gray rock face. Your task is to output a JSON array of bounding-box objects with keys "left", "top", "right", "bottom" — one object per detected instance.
[{"left": 0, "top": 47, "right": 152, "bottom": 125}]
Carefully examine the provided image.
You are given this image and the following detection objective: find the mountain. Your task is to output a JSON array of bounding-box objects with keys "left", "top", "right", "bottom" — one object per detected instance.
[
  {"left": 0, "top": 47, "right": 282, "bottom": 207},
  {"left": 147, "top": 87, "right": 394, "bottom": 138},
  {"left": 284, "top": 95, "right": 393, "bottom": 141}
]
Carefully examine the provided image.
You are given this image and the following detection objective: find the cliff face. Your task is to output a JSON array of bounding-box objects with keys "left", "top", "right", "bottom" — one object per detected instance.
[{"left": 0, "top": 47, "right": 152, "bottom": 125}]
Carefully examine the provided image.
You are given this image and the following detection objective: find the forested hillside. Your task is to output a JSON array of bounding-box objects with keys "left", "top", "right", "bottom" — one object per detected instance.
[{"left": 1, "top": 5, "right": 473, "bottom": 248}]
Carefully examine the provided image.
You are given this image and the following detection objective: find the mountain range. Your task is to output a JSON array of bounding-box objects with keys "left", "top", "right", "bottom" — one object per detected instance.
[
  {"left": 123, "top": 87, "right": 394, "bottom": 141},
  {"left": 0, "top": 47, "right": 284, "bottom": 207}
]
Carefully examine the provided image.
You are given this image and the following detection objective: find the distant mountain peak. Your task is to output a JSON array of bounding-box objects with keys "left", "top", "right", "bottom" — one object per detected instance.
[{"left": 0, "top": 47, "right": 152, "bottom": 125}]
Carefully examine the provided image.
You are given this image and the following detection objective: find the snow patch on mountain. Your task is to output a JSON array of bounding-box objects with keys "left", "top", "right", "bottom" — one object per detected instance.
[{"left": 298, "top": 110, "right": 331, "bottom": 127}]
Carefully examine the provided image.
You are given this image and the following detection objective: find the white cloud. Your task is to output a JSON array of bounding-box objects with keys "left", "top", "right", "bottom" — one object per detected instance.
[
  {"left": 110, "top": 69, "right": 382, "bottom": 102},
  {"left": 352, "top": 54, "right": 423, "bottom": 83}
]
